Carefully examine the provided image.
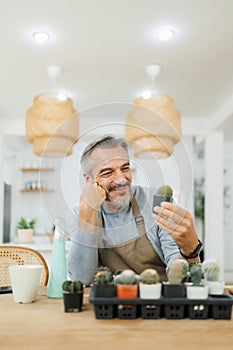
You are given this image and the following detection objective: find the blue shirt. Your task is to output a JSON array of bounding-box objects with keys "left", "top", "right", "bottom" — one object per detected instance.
[{"left": 67, "top": 186, "right": 179, "bottom": 285}]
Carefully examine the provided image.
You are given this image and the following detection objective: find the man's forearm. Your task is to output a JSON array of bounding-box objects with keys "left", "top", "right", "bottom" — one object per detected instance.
[
  {"left": 67, "top": 240, "right": 98, "bottom": 285},
  {"left": 78, "top": 200, "right": 98, "bottom": 233}
]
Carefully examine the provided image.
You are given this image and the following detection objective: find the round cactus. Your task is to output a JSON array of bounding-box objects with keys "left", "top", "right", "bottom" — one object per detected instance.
[
  {"left": 115, "top": 269, "right": 138, "bottom": 285},
  {"left": 168, "top": 259, "right": 189, "bottom": 284},
  {"left": 202, "top": 259, "right": 220, "bottom": 281},
  {"left": 62, "top": 280, "right": 83, "bottom": 292},
  {"left": 156, "top": 185, "right": 173, "bottom": 198},
  {"left": 139, "top": 268, "right": 160, "bottom": 284},
  {"left": 94, "top": 270, "right": 113, "bottom": 284}
]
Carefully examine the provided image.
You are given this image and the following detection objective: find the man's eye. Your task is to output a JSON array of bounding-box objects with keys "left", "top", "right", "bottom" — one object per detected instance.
[
  {"left": 122, "top": 166, "right": 130, "bottom": 172},
  {"left": 100, "top": 171, "right": 113, "bottom": 177}
]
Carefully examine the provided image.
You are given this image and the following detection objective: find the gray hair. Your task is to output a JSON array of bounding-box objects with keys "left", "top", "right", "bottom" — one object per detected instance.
[{"left": 80, "top": 135, "right": 130, "bottom": 175}]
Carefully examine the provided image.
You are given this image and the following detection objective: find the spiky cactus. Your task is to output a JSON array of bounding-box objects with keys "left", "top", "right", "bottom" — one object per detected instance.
[
  {"left": 94, "top": 270, "right": 113, "bottom": 284},
  {"left": 62, "top": 280, "right": 83, "bottom": 293},
  {"left": 168, "top": 259, "right": 189, "bottom": 284},
  {"left": 139, "top": 268, "right": 160, "bottom": 284},
  {"left": 189, "top": 262, "right": 203, "bottom": 286},
  {"left": 202, "top": 259, "right": 220, "bottom": 281}
]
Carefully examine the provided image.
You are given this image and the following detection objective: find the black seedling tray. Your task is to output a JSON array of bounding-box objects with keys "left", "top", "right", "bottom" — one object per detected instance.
[{"left": 89, "top": 289, "right": 233, "bottom": 320}]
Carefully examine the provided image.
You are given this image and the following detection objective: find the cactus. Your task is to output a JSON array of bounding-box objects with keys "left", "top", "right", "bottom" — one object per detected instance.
[
  {"left": 115, "top": 269, "right": 139, "bottom": 285},
  {"left": 94, "top": 270, "right": 113, "bottom": 284},
  {"left": 156, "top": 185, "right": 173, "bottom": 198},
  {"left": 167, "top": 259, "right": 189, "bottom": 284},
  {"left": 189, "top": 262, "right": 203, "bottom": 286},
  {"left": 139, "top": 268, "right": 160, "bottom": 284},
  {"left": 202, "top": 259, "right": 220, "bottom": 281},
  {"left": 62, "top": 280, "right": 83, "bottom": 293}
]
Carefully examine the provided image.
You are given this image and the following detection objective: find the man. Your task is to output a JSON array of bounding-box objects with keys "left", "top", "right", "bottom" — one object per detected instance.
[{"left": 67, "top": 135, "right": 202, "bottom": 285}]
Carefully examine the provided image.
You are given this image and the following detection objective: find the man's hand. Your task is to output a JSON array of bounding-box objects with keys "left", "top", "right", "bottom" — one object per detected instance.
[
  {"left": 153, "top": 202, "right": 199, "bottom": 257},
  {"left": 80, "top": 181, "right": 106, "bottom": 211}
]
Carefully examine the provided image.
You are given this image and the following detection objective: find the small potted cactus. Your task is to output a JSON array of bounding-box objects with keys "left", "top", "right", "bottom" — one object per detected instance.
[
  {"left": 92, "top": 266, "right": 115, "bottom": 297},
  {"left": 202, "top": 259, "right": 225, "bottom": 295},
  {"left": 62, "top": 280, "right": 84, "bottom": 312},
  {"left": 153, "top": 184, "right": 173, "bottom": 210},
  {"left": 139, "top": 268, "right": 161, "bottom": 299},
  {"left": 186, "top": 262, "right": 208, "bottom": 299},
  {"left": 163, "top": 259, "right": 189, "bottom": 298},
  {"left": 115, "top": 269, "right": 139, "bottom": 299}
]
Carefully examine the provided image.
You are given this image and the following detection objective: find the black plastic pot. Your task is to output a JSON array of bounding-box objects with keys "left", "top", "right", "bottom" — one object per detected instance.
[
  {"left": 152, "top": 195, "right": 172, "bottom": 210},
  {"left": 63, "top": 291, "right": 83, "bottom": 312},
  {"left": 162, "top": 283, "right": 186, "bottom": 298},
  {"left": 92, "top": 283, "right": 116, "bottom": 298}
]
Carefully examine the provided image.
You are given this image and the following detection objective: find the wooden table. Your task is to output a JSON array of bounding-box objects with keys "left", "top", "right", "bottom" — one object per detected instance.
[{"left": 1, "top": 288, "right": 233, "bottom": 350}]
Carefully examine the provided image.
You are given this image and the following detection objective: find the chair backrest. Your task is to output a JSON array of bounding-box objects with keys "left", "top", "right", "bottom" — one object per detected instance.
[{"left": 0, "top": 245, "right": 49, "bottom": 286}]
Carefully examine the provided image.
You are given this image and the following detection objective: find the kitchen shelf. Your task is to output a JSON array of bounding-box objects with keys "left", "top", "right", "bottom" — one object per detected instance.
[
  {"left": 21, "top": 168, "right": 54, "bottom": 172},
  {"left": 20, "top": 189, "right": 54, "bottom": 193}
]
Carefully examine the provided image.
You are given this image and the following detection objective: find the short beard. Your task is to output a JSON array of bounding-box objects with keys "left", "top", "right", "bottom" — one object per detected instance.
[
  {"left": 105, "top": 182, "right": 132, "bottom": 210},
  {"left": 106, "top": 197, "right": 131, "bottom": 210}
]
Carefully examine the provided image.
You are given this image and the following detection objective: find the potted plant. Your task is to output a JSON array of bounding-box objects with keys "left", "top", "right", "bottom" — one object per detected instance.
[
  {"left": 163, "top": 259, "right": 189, "bottom": 298},
  {"left": 17, "top": 217, "right": 36, "bottom": 243},
  {"left": 62, "top": 280, "right": 84, "bottom": 312},
  {"left": 153, "top": 184, "right": 173, "bottom": 209},
  {"left": 202, "top": 259, "right": 225, "bottom": 295},
  {"left": 115, "top": 269, "right": 139, "bottom": 299},
  {"left": 186, "top": 262, "right": 208, "bottom": 299},
  {"left": 139, "top": 268, "right": 161, "bottom": 299},
  {"left": 92, "top": 266, "right": 115, "bottom": 297}
]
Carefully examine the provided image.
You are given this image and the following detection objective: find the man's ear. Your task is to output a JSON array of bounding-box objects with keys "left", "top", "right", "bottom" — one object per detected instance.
[{"left": 83, "top": 173, "right": 91, "bottom": 183}]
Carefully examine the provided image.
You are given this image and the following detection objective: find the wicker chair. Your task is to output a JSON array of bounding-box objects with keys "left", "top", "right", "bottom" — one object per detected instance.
[{"left": 0, "top": 245, "right": 49, "bottom": 287}]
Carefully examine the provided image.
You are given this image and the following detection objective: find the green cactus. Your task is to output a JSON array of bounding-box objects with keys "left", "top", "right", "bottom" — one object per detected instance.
[
  {"left": 115, "top": 269, "right": 139, "bottom": 285},
  {"left": 62, "top": 280, "right": 83, "bottom": 293},
  {"left": 156, "top": 185, "right": 173, "bottom": 198},
  {"left": 189, "top": 262, "right": 203, "bottom": 286},
  {"left": 168, "top": 259, "right": 189, "bottom": 284},
  {"left": 139, "top": 268, "right": 160, "bottom": 284},
  {"left": 94, "top": 270, "right": 113, "bottom": 284},
  {"left": 202, "top": 259, "right": 220, "bottom": 281}
]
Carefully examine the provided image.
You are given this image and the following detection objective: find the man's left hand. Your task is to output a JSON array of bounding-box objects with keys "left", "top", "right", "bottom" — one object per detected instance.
[{"left": 153, "top": 201, "right": 199, "bottom": 256}]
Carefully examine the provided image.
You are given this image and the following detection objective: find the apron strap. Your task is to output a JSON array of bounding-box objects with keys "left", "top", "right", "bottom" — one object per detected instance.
[{"left": 97, "top": 194, "right": 146, "bottom": 240}]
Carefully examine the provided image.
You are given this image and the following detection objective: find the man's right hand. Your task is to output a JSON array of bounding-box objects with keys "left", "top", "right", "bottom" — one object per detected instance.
[{"left": 80, "top": 182, "right": 106, "bottom": 211}]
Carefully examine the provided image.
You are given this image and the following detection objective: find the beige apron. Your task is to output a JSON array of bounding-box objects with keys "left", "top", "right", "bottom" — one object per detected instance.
[{"left": 98, "top": 196, "right": 167, "bottom": 281}]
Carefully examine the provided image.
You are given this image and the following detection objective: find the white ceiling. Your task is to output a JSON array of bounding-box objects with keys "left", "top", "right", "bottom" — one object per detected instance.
[{"left": 1, "top": 0, "right": 233, "bottom": 138}]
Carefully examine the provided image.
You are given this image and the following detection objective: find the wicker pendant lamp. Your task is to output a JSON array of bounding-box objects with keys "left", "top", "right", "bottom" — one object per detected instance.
[
  {"left": 125, "top": 65, "right": 182, "bottom": 158},
  {"left": 25, "top": 65, "right": 79, "bottom": 157},
  {"left": 26, "top": 93, "right": 79, "bottom": 157}
]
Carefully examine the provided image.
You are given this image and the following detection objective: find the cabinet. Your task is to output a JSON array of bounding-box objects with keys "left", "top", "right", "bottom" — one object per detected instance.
[{"left": 20, "top": 168, "right": 54, "bottom": 192}]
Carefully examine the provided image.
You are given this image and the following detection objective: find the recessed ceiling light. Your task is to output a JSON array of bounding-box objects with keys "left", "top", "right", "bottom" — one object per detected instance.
[
  {"left": 33, "top": 31, "right": 49, "bottom": 44},
  {"left": 142, "top": 91, "right": 152, "bottom": 100},
  {"left": 157, "top": 28, "right": 175, "bottom": 41},
  {"left": 56, "top": 92, "right": 68, "bottom": 102}
]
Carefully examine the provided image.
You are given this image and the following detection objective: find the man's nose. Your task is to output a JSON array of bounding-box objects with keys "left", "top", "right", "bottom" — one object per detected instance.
[{"left": 113, "top": 170, "right": 127, "bottom": 183}]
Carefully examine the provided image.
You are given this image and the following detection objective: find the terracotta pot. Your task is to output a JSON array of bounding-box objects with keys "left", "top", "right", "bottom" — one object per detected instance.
[
  {"left": 116, "top": 284, "right": 138, "bottom": 299},
  {"left": 18, "top": 229, "right": 33, "bottom": 243}
]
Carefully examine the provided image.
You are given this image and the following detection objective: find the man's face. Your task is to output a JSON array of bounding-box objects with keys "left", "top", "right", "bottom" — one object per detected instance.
[{"left": 89, "top": 146, "right": 132, "bottom": 209}]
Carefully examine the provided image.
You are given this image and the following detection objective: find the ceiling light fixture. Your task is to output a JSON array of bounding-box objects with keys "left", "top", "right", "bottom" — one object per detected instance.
[
  {"left": 125, "top": 64, "right": 182, "bottom": 159},
  {"left": 157, "top": 28, "right": 175, "bottom": 41},
  {"left": 33, "top": 31, "right": 49, "bottom": 44},
  {"left": 25, "top": 65, "right": 79, "bottom": 157}
]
